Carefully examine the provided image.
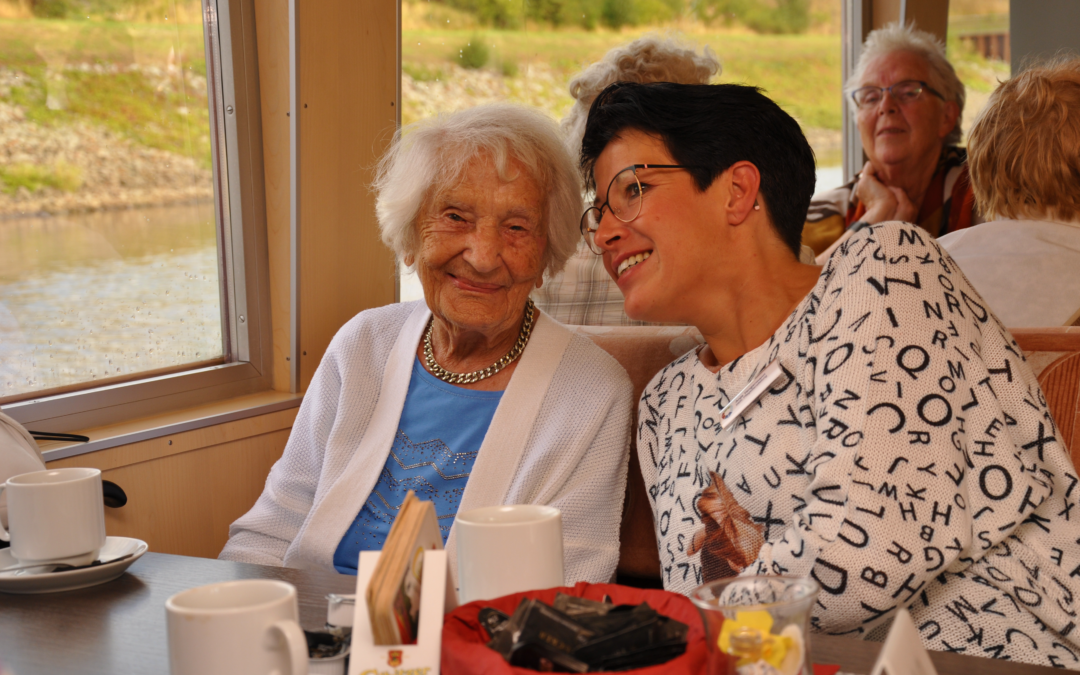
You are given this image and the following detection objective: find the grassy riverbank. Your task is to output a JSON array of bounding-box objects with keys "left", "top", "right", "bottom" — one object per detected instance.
[
  {"left": 405, "top": 28, "right": 844, "bottom": 129},
  {"left": 0, "top": 13, "right": 1008, "bottom": 212}
]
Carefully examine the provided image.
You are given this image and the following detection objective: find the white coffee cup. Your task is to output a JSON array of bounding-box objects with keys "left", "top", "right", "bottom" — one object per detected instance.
[
  {"left": 455, "top": 504, "right": 564, "bottom": 604},
  {"left": 0, "top": 467, "right": 107, "bottom": 566},
  {"left": 166, "top": 579, "right": 309, "bottom": 675}
]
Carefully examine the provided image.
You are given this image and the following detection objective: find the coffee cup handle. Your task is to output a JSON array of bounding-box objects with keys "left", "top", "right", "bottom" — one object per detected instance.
[
  {"left": 268, "top": 619, "right": 309, "bottom": 675},
  {"left": 0, "top": 484, "right": 9, "bottom": 542}
]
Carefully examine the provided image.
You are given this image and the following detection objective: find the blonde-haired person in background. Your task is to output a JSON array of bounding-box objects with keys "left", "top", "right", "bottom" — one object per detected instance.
[
  {"left": 533, "top": 35, "right": 720, "bottom": 326},
  {"left": 805, "top": 22, "right": 979, "bottom": 259},
  {"left": 939, "top": 56, "right": 1080, "bottom": 327}
]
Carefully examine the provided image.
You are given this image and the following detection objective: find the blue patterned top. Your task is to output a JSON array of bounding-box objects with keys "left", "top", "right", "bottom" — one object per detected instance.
[{"left": 332, "top": 357, "right": 503, "bottom": 574}]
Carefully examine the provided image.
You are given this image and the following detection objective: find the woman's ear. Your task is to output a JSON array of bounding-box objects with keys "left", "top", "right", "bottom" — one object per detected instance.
[
  {"left": 940, "top": 100, "right": 960, "bottom": 139},
  {"left": 727, "top": 161, "right": 762, "bottom": 226},
  {"left": 403, "top": 253, "right": 415, "bottom": 268}
]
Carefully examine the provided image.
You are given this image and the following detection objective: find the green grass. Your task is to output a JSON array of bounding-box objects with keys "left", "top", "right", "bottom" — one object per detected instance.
[
  {"left": 0, "top": 18, "right": 211, "bottom": 168},
  {"left": 404, "top": 27, "right": 1009, "bottom": 133},
  {"left": 0, "top": 16, "right": 1012, "bottom": 187},
  {"left": 405, "top": 28, "right": 845, "bottom": 129},
  {"left": 0, "top": 18, "right": 206, "bottom": 68},
  {"left": 0, "top": 161, "right": 82, "bottom": 194},
  {"left": 402, "top": 62, "right": 446, "bottom": 82}
]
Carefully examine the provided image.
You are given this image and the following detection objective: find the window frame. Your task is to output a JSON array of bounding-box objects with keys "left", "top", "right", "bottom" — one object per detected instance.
[{"left": 1, "top": 0, "right": 273, "bottom": 433}]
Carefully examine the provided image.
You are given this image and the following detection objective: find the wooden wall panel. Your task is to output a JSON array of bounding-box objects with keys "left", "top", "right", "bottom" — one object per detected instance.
[
  {"left": 902, "top": 0, "right": 948, "bottom": 42},
  {"left": 869, "top": 0, "right": 946, "bottom": 40},
  {"left": 296, "top": 0, "right": 398, "bottom": 390},
  {"left": 81, "top": 430, "right": 288, "bottom": 558},
  {"left": 47, "top": 408, "right": 296, "bottom": 559},
  {"left": 253, "top": 0, "right": 292, "bottom": 393}
]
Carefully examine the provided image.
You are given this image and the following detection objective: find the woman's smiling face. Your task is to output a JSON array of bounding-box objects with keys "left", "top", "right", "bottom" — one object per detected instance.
[
  {"left": 591, "top": 128, "right": 728, "bottom": 323},
  {"left": 412, "top": 154, "right": 547, "bottom": 336}
]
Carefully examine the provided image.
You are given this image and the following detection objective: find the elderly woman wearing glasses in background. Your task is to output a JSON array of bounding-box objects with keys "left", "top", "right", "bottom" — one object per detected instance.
[
  {"left": 803, "top": 22, "right": 980, "bottom": 258},
  {"left": 221, "top": 104, "right": 633, "bottom": 586}
]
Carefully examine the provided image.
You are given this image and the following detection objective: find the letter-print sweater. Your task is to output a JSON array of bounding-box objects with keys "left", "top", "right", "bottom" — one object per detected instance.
[{"left": 639, "top": 222, "right": 1080, "bottom": 669}]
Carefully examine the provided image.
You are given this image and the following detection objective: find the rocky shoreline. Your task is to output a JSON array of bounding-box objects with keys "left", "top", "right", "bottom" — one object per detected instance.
[{"left": 0, "top": 66, "right": 213, "bottom": 219}]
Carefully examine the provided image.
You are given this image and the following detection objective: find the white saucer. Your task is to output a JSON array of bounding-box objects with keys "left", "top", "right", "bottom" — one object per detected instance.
[{"left": 0, "top": 536, "right": 148, "bottom": 594}]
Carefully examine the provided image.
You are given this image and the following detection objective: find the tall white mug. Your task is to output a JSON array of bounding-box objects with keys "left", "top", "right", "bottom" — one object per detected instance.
[
  {"left": 0, "top": 467, "right": 107, "bottom": 566},
  {"left": 455, "top": 504, "right": 564, "bottom": 604},
  {"left": 166, "top": 579, "right": 309, "bottom": 675}
]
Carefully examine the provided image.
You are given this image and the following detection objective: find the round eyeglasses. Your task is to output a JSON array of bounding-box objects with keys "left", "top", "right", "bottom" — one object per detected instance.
[
  {"left": 850, "top": 79, "right": 945, "bottom": 109},
  {"left": 580, "top": 164, "right": 695, "bottom": 255}
]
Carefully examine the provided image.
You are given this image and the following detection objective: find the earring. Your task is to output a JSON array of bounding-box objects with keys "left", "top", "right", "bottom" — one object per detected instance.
[{"left": 753, "top": 202, "right": 761, "bottom": 211}]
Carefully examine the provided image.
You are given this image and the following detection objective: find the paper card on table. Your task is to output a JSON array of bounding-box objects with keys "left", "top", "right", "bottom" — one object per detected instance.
[
  {"left": 366, "top": 493, "right": 446, "bottom": 645},
  {"left": 870, "top": 608, "right": 939, "bottom": 675},
  {"left": 350, "top": 550, "right": 449, "bottom": 675}
]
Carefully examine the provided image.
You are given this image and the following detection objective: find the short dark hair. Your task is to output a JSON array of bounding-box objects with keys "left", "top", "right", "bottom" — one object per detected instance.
[{"left": 580, "top": 82, "right": 816, "bottom": 256}]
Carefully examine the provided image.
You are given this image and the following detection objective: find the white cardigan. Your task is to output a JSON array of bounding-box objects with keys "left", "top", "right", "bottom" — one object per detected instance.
[{"left": 220, "top": 301, "right": 633, "bottom": 586}]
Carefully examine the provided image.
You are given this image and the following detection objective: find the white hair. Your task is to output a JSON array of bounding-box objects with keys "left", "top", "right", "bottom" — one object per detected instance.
[
  {"left": 561, "top": 35, "right": 721, "bottom": 159},
  {"left": 374, "top": 104, "right": 583, "bottom": 278},
  {"left": 848, "top": 22, "right": 966, "bottom": 146}
]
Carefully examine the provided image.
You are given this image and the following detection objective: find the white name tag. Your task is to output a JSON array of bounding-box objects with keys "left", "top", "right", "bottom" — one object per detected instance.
[{"left": 719, "top": 359, "right": 786, "bottom": 430}]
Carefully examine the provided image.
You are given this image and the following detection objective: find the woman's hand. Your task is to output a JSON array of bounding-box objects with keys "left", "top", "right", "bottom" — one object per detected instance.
[{"left": 855, "top": 161, "right": 918, "bottom": 224}]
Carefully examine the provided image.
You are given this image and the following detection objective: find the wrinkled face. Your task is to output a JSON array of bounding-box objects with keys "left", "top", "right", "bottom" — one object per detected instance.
[
  {"left": 412, "top": 154, "right": 547, "bottom": 336},
  {"left": 855, "top": 51, "right": 957, "bottom": 170},
  {"left": 591, "top": 129, "right": 729, "bottom": 323}
]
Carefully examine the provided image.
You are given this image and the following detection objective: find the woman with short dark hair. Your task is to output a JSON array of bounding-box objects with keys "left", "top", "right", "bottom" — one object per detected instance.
[{"left": 581, "top": 80, "right": 1080, "bottom": 667}]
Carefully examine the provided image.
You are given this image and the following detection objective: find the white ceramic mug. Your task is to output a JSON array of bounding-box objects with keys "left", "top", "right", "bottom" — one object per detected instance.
[
  {"left": 455, "top": 504, "right": 564, "bottom": 604},
  {"left": 166, "top": 579, "right": 309, "bottom": 675},
  {"left": 0, "top": 467, "right": 107, "bottom": 566}
]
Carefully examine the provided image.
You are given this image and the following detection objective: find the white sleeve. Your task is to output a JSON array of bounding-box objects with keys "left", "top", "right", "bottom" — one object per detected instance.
[{"left": 218, "top": 349, "right": 342, "bottom": 566}]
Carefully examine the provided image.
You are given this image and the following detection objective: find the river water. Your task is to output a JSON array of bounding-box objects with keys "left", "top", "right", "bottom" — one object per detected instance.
[{"left": 0, "top": 202, "right": 223, "bottom": 399}]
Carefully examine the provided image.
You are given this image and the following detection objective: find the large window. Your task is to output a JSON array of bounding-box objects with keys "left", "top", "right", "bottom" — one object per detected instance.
[
  {"left": 1, "top": 0, "right": 270, "bottom": 431},
  {"left": 398, "top": 1, "right": 847, "bottom": 300},
  {"left": 0, "top": 0, "right": 222, "bottom": 399},
  {"left": 399, "top": 1, "right": 1011, "bottom": 302}
]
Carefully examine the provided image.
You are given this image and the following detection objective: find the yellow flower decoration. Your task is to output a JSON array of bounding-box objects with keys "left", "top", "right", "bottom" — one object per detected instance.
[{"left": 717, "top": 611, "right": 802, "bottom": 673}]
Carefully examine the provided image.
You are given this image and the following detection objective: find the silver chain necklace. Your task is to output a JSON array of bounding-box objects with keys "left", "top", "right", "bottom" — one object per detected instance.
[{"left": 423, "top": 299, "right": 535, "bottom": 385}]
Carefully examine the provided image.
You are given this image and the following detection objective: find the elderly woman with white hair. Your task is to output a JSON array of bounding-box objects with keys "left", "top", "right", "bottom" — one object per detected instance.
[
  {"left": 220, "top": 104, "right": 633, "bottom": 585},
  {"left": 804, "top": 22, "right": 979, "bottom": 257}
]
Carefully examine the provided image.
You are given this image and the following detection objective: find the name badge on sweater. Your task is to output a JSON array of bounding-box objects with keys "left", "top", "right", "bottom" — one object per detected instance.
[{"left": 719, "top": 360, "right": 785, "bottom": 430}]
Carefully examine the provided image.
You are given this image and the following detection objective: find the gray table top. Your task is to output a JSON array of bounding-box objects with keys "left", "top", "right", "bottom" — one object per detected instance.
[{"left": 0, "top": 552, "right": 1062, "bottom": 675}]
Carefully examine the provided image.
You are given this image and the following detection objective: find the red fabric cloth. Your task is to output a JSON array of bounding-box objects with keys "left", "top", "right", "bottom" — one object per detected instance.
[{"left": 441, "top": 582, "right": 707, "bottom": 675}]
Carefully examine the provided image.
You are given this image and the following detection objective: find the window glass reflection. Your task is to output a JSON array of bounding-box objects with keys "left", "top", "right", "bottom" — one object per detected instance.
[{"left": 0, "top": 0, "right": 221, "bottom": 398}]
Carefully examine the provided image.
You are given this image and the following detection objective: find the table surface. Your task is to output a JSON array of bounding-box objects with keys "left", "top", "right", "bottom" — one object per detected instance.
[{"left": 0, "top": 552, "right": 1063, "bottom": 675}]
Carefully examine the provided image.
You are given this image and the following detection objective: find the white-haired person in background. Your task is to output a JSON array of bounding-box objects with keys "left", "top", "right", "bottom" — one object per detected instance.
[
  {"left": 533, "top": 35, "right": 720, "bottom": 326},
  {"left": 939, "top": 57, "right": 1080, "bottom": 327},
  {"left": 221, "top": 104, "right": 633, "bottom": 586},
  {"left": 804, "top": 22, "right": 980, "bottom": 258}
]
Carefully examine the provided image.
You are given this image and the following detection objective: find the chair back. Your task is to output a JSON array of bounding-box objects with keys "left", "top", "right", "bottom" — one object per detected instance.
[{"left": 1013, "top": 328, "right": 1080, "bottom": 467}]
